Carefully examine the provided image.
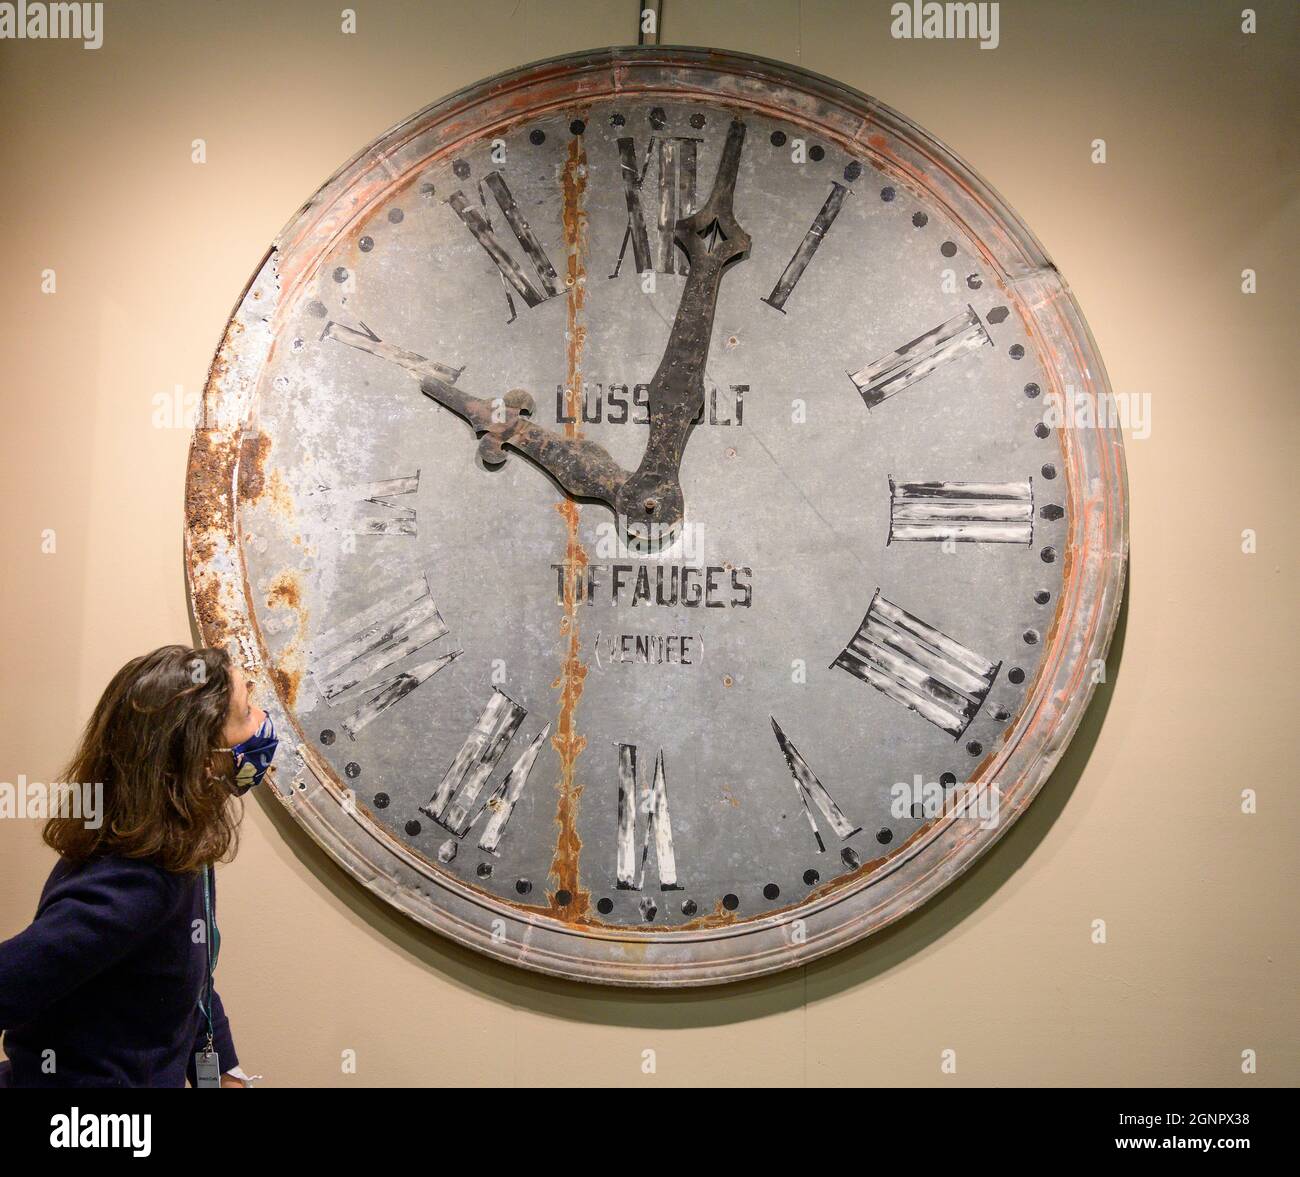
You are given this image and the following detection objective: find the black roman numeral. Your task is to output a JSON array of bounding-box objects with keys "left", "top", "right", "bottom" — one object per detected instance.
[
  {"left": 761, "top": 181, "right": 850, "bottom": 312},
  {"left": 610, "top": 134, "right": 701, "bottom": 278},
  {"left": 447, "top": 172, "right": 561, "bottom": 320}
]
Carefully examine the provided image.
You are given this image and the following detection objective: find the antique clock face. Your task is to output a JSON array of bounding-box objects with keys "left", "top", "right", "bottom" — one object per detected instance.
[{"left": 186, "top": 49, "right": 1126, "bottom": 985}]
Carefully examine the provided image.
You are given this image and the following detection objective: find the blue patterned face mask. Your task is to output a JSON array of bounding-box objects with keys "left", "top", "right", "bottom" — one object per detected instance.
[{"left": 228, "top": 713, "right": 278, "bottom": 794}]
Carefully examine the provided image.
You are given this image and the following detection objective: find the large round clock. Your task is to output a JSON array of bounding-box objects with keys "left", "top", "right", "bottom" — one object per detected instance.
[{"left": 185, "top": 48, "right": 1127, "bottom": 986}]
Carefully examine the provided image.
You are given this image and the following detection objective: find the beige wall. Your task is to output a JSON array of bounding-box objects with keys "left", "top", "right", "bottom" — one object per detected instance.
[{"left": 1, "top": 0, "right": 1295, "bottom": 1086}]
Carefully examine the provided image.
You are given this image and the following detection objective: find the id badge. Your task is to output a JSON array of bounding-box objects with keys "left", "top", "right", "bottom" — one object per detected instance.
[{"left": 194, "top": 1049, "right": 221, "bottom": 1088}]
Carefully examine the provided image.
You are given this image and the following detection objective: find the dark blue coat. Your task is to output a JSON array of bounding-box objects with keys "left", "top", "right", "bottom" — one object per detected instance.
[{"left": 0, "top": 854, "right": 238, "bottom": 1087}]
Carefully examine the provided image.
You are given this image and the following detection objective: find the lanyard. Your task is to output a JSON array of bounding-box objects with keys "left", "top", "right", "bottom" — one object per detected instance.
[{"left": 197, "top": 864, "right": 220, "bottom": 1052}]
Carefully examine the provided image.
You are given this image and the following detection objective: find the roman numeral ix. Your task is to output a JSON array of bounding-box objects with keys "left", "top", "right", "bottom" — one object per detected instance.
[{"left": 308, "top": 471, "right": 420, "bottom": 537}]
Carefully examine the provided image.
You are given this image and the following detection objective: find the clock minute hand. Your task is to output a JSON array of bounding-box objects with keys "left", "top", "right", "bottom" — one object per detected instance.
[{"left": 615, "top": 118, "right": 751, "bottom": 536}]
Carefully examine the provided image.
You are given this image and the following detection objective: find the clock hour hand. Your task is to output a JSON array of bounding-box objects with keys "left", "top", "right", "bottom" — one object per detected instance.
[
  {"left": 417, "top": 371, "right": 631, "bottom": 509},
  {"left": 615, "top": 118, "right": 751, "bottom": 535},
  {"left": 322, "top": 319, "right": 632, "bottom": 510}
]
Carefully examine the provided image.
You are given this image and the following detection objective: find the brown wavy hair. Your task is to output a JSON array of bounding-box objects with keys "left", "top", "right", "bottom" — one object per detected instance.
[{"left": 44, "top": 645, "right": 243, "bottom": 874}]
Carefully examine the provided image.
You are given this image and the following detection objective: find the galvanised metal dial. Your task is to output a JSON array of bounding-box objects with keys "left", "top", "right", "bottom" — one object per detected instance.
[{"left": 185, "top": 48, "right": 1127, "bottom": 986}]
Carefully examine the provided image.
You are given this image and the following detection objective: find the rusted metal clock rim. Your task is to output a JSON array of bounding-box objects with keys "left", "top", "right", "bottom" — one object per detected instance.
[{"left": 185, "top": 48, "right": 1129, "bottom": 986}]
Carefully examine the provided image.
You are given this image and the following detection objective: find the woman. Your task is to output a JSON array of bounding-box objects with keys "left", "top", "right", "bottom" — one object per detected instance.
[{"left": 0, "top": 645, "right": 274, "bottom": 1087}]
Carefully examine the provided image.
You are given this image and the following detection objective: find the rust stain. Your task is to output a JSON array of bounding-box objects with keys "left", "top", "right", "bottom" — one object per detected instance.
[
  {"left": 184, "top": 314, "right": 252, "bottom": 637},
  {"left": 545, "top": 133, "right": 592, "bottom": 921},
  {"left": 264, "top": 570, "right": 305, "bottom": 708},
  {"left": 677, "top": 899, "right": 740, "bottom": 931},
  {"left": 265, "top": 571, "right": 301, "bottom": 612},
  {"left": 263, "top": 467, "right": 294, "bottom": 517},
  {"left": 236, "top": 432, "right": 271, "bottom": 502},
  {"left": 267, "top": 665, "right": 300, "bottom": 709}
]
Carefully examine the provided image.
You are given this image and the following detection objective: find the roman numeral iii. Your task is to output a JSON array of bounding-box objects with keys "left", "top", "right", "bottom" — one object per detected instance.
[
  {"left": 889, "top": 478, "right": 1034, "bottom": 544},
  {"left": 833, "top": 592, "right": 1000, "bottom": 738}
]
